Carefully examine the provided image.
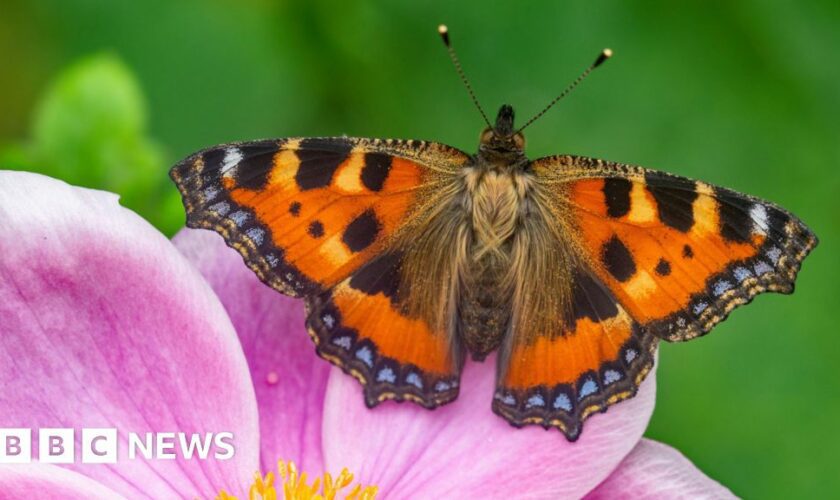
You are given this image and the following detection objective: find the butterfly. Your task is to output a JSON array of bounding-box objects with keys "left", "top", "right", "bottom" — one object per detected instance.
[{"left": 170, "top": 26, "right": 817, "bottom": 441}]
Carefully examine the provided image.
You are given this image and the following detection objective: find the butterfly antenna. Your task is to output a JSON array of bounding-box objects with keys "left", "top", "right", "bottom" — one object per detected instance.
[
  {"left": 438, "top": 24, "right": 492, "bottom": 129},
  {"left": 516, "top": 48, "right": 613, "bottom": 134}
]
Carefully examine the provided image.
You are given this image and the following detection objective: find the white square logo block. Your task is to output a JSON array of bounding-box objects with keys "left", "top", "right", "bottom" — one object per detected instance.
[
  {"left": 0, "top": 429, "right": 32, "bottom": 463},
  {"left": 82, "top": 428, "right": 117, "bottom": 464},
  {"left": 39, "top": 428, "right": 75, "bottom": 464}
]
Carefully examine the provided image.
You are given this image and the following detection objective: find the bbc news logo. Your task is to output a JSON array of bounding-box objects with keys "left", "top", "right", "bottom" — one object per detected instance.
[{"left": 0, "top": 429, "right": 235, "bottom": 464}]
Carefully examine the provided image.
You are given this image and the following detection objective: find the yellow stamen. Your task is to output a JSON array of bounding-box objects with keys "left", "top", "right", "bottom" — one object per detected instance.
[{"left": 217, "top": 459, "right": 378, "bottom": 500}]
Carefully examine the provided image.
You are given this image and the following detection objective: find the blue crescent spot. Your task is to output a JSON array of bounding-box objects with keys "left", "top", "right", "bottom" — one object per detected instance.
[
  {"left": 578, "top": 379, "right": 598, "bottom": 400},
  {"left": 245, "top": 227, "right": 265, "bottom": 245},
  {"left": 406, "top": 372, "right": 423, "bottom": 389},
  {"left": 766, "top": 246, "right": 782, "bottom": 265},
  {"left": 526, "top": 394, "right": 546, "bottom": 408},
  {"left": 355, "top": 346, "right": 374, "bottom": 367},
  {"left": 434, "top": 381, "right": 452, "bottom": 392},
  {"left": 754, "top": 260, "right": 773, "bottom": 276},
  {"left": 203, "top": 186, "right": 220, "bottom": 201},
  {"left": 228, "top": 210, "right": 249, "bottom": 226},
  {"left": 604, "top": 369, "right": 622, "bottom": 385},
  {"left": 376, "top": 367, "right": 396, "bottom": 383},
  {"left": 713, "top": 279, "right": 733, "bottom": 297},
  {"left": 553, "top": 393, "right": 572, "bottom": 411},
  {"left": 734, "top": 266, "right": 752, "bottom": 282},
  {"left": 208, "top": 202, "right": 231, "bottom": 216},
  {"left": 332, "top": 336, "right": 352, "bottom": 350}
]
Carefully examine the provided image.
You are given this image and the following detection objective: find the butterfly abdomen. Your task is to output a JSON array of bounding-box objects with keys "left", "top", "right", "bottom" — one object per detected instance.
[{"left": 457, "top": 167, "right": 530, "bottom": 359}]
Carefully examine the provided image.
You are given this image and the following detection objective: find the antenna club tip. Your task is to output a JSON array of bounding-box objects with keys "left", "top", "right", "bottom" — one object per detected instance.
[
  {"left": 438, "top": 24, "right": 450, "bottom": 46},
  {"left": 593, "top": 48, "right": 613, "bottom": 68}
]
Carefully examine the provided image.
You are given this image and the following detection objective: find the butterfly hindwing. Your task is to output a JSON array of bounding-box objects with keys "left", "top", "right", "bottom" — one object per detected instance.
[
  {"left": 493, "top": 268, "right": 658, "bottom": 441},
  {"left": 531, "top": 154, "right": 818, "bottom": 342},
  {"left": 171, "top": 137, "right": 469, "bottom": 297},
  {"left": 306, "top": 251, "right": 463, "bottom": 408}
]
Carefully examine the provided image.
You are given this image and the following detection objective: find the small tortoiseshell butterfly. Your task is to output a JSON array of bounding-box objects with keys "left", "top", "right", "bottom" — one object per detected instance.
[{"left": 171, "top": 26, "right": 817, "bottom": 441}]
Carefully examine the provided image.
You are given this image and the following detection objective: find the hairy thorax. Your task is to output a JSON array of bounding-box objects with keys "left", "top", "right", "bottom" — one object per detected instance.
[{"left": 400, "top": 160, "right": 575, "bottom": 362}]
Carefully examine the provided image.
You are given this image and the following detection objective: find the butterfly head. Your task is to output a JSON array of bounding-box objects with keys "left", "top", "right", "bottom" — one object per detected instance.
[
  {"left": 479, "top": 104, "right": 526, "bottom": 160},
  {"left": 438, "top": 25, "right": 612, "bottom": 165}
]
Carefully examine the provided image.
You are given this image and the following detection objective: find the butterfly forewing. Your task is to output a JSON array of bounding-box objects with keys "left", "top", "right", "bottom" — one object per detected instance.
[{"left": 531, "top": 154, "right": 818, "bottom": 341}]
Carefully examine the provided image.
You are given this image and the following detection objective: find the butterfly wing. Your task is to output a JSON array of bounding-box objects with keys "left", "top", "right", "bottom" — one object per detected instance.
[
  {"left": 493, "top": 267, "right": 657, "bottom": 441},
  {"left": 306, "top": 251, "right": 463, "bottom": 408},
  {"left": 171, "top": 137, "right": 469, "bottom": 406},
  {"left": 494, "top": 154, "right": 817, "bottom": 440},
  {"left": 538, "top": 154, "right": 817, "bottom": 340}
]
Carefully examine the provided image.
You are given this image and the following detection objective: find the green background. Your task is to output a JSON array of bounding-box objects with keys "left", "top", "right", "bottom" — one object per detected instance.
[{"left": 2, "top": 1, "right": 838, "bottom": 496}]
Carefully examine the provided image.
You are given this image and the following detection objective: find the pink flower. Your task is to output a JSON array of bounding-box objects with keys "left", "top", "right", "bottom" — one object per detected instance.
[{"left": 0, "top": 171, "right": 733, "bottom": 498}]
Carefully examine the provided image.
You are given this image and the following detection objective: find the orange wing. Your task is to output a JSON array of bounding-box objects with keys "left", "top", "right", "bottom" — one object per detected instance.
[
  {"left": 532, "top": 154, "right": 817, "bottom": 341},
  {"left": 493, "top": 154, "right": 817, "bottom": 441},
  {"left": 306, "top": 251, "right": 463, "bottom": 408},
  {"left": 171, "top": 137, "right": 468, "bottom": 296},
  {"left": 493, "top": 268, "right": 657, "bottom": 441},
  {"left": 171, "top": 137, "right": 469, "bottom": 407}
]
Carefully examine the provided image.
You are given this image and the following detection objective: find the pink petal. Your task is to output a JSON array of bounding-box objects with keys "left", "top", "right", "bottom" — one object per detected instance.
[
  {"left": 0, "top": 172, "right": 259, "bottom": 497},
  {"left": 0, "top": 464, "right": 126, "bottom": 500},
  {"left": 173, "top": 228, "right": 329, "bottom": 473},
  {"left": 585, "top": 438, "right": 735, "bottom": 499},
  {"left": 322, "top": 353, "right": 657, "bottom": 498}
]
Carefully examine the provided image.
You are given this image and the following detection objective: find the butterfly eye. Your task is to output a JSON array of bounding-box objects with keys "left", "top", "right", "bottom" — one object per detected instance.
[
  {"left": 479, "top": 128, "right": 495, "bottom": 145},
  {"left": 513, "top": 132, "right": 526, "bottom": 150}
]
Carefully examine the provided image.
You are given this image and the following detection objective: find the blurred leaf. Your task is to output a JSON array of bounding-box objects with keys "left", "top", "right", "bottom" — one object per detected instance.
[{"left": 5, "top": 53, "right": 177, "bottom": 233}]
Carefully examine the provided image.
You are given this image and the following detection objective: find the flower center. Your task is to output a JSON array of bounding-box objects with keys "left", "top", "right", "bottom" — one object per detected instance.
[{"left": 216, "top": 459, "right": 378, "bottom": 500}]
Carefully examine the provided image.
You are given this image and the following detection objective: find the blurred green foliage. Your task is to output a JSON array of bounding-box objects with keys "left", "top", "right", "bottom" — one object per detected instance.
[
  {"left": 1, "top": 54, "right": 179, "bottom": 233},
  {"left": 1, "top": 0, "right": 838, "bottom": 497}
]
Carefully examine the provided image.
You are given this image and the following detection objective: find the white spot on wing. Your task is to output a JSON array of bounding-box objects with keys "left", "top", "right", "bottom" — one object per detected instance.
[
  {"left": 750, "top": 204, "right": 769, "bottom": 235},
  {"left": 221, "top": 147, "right": 243, "bottom": 175}
]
